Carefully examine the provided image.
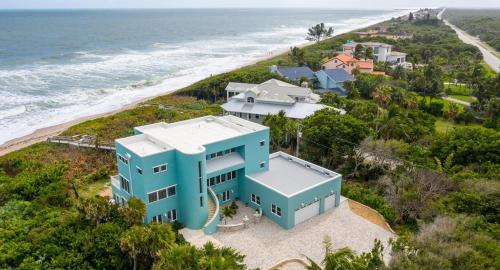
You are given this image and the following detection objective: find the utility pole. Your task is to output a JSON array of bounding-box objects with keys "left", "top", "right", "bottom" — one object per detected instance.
[{"left": 296, "top": 121, "right": 301, "bottom": 157}]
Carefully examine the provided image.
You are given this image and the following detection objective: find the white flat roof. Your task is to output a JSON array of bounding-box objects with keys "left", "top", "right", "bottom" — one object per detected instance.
[
  {"left": 248, "top": 152, "right": 340, "bottom": 197},
  {"left": 117, "top": 115, "right": 267, "bottom": 155}
]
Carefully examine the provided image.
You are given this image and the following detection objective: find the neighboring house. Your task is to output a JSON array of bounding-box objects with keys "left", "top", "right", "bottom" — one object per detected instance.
[
  {"left": 355, "top": 31, "right": 411, "bottom": 40},
  {"left": 222, "top": 79, "right": 339, "bottom": 123},
  {"left": 111, "top": 115, "right": 342, "bottom": 234},
  {"left": 270, "top": 65, "right": 316, "bottom": 82},
  {"left": 342, "top": 40, "right": 407, "bottom": 64},
  {"left": 321, "top": 53, "right": 374, "bottom": 74},
  {"left": 315, "top": 68, "right": 355, "bottom": 95}
]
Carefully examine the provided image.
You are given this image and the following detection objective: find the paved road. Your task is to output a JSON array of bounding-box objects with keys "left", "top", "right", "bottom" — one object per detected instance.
[
  {"left": 438, "top": 9, "right": 500, "bottom": 73},
  {"left": 443, "top": 96, "right": 471, "bottom": 107}
]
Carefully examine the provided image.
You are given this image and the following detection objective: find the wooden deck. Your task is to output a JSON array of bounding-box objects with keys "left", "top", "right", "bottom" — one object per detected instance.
[{"left": 47, "top": 135, "right": 115, "bottom": 151}]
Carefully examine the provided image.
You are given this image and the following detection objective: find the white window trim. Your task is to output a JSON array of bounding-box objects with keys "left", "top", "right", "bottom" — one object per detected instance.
[
  {"left": 251, "top": 193, "right": 261, "bottom": 205},
  {"left": 136, "top": 166, "right": 143, "bottom": 174},
  {"left": 147, "top": 184, "right": 177, "bottom": 204},
  {"left": 153, "top": 163, "right": 168, "bottom": 174},
  {"left": 167, "top": 209, "right": 177, "bottom": 221},
  {"left": 271, "top": 203, "right": 282, "bottom": 217},
  {"left": 260, "top": 162, "right": 265, "bottom": 168},
  {"left": 118, "top": 154, "right": 129, "bottom": 165},
  {"left": 119, "top": 174, "right": 130, "bottom": 194},
  {"left": 222, "top": 190, "right": 230, "bottom": 202},
  {"left": 259, "top": 140, "right": 265, "bottom": 146}
]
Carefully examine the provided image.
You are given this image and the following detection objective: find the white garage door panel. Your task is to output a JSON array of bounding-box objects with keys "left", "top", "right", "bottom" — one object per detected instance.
[
  {"left": 294, "top": 201, "right": 320, "bottom": 225},
  {"left": 325, "top": 194, "right": 336, "bottom": 211}
]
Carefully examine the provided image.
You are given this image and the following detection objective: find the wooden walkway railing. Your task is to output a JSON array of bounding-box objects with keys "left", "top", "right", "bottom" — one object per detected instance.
[{"left": 47, "top": 135, "right": 115, "bottom": 151}]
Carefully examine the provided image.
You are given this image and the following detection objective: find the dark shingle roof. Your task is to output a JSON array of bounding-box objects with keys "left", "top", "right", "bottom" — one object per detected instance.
[
  {"left": 277, "top": 66, "right": 315, "bottom": 81},
  {"left": 323, "top": 69, "right": 355, "bottom": 82}
]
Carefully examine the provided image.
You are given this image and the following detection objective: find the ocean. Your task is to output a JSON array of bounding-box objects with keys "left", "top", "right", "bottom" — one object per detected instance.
[{"left": 0, "top": 9, "right": 409, "bottom": 145}]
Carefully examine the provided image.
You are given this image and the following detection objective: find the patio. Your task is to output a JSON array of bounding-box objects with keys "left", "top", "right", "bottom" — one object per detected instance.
[{"left": 212, "top": 198, "right": 396, "bottom": 269}]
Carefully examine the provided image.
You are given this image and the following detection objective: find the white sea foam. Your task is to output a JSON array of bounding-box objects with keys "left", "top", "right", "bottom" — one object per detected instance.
[{"left": 0, "top": 9, "right": 413, "bottom": 145}]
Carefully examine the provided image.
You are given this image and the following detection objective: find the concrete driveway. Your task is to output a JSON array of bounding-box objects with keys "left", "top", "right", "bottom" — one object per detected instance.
[{"left": 212, "top": 198, "right": 396, "bottom": 269}]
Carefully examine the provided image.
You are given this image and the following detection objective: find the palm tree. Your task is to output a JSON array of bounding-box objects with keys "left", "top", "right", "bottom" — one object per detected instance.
[
  {"left": 221, "top": 206, "right": 235, "bottom": 224},
  {"left": 289, "top": 46, "right": 306, "bottom": 66},
  {"left": 307, "top": 238, "right": 359, "bottom": 270},
  {"left": 307, "top": 238, "right": 384, "bottom": 270},
  {"left": 306, "top": 23, "right": 334, "bottom": 43},
  {"left": 404, "top": 92, "right": 419, "bottom": 110},
  {"left": 120, "top": 226, "right": 149, "bottom": 270},
  {"left": 373, "top": 85, "right": 392, "bottom": 133},
  {"left": 373, "top": 85, "right": 392, "bottom": 108},
  {"left": 365, "top": 47, "right": 374, "bottom": 60}
]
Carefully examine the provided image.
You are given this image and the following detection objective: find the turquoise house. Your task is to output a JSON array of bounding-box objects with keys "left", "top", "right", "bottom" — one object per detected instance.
[{"left": 111, "top": 115, "right": 341, "bottom": 234}]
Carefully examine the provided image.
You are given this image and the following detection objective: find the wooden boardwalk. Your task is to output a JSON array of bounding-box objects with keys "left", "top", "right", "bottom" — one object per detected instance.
[{"left": 47, "top": 135, "right": 115, "bottom": 151}]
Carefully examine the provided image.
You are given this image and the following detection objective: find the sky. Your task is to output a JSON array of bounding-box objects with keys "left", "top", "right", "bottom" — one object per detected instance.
[{"left": 1, "top": 0, "right": 499, "bottom": 9}]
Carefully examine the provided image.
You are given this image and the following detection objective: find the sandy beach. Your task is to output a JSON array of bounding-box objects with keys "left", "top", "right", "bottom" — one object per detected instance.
[
  {"left": 0, "top": 45, "right": 297, "bottom": 157},
  {"left": 0, "top": 10, "right": 409, "bottom": 157}
]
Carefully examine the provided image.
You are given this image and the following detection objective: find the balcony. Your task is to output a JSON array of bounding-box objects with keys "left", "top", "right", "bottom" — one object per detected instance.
[
  {"left": 110, "top": 175, "right": 120, "bottom": 188},
  {"left": 206, "top": 152, "right": 244, "bottom": 174}
]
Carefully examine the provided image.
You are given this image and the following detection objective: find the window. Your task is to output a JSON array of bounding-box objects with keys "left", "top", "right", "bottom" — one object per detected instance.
[
  {"left": 217, "top": 151, "right": 223, "bottom": 157},
  {"left": 260, "top": 140, "right": 265, "bottom": 146},
  {"left": 153, "top": 164, "right": 167, "bottom": 174},
  {"left": 251, "top": 194, "right": 261, "bottom": 205},
  {"left": 271, "top": 204, "right": 282, "bottom": 217},
  {"left": 226, "top": 172, "right": 232, "bottom": 180},
  {"left": 118, "top": 154, "right": 128, "bottom": 165},
  {"left": 210, "top": 153, "right": 216, "bottom": 158},
  {"left": 230, "top": 148, "right": 236, "bottom": 153},
  {"left": 136, "top": 167, "right": 143, "bottom": 175},
  {"left": 148, "top": 192, "right": 158, "bottom": 203},
  {"left": 148, "top": 185, "right": 176, "bottom": 204},
  {"left": 216, "top": 175, "right": 221, "bottom": 184},
  {"left": 152, "top": 214, "right": 162, "bottom": 224},
  {"left": 120, "top": 175, "right": 130, "bottom": 193},
  {"left": 225, "top": 149, "right": 230, "bottom": 154},
  {"left": 255, "top": 114, "right": 260, "bottom": 119},
  {"left": 158, "top": 189, "right": 167, "bottom": 200},
  {"left": 200, "top": 196, "right": 204, "bottom": 207},
  {"left": 221, "top": 173, "right": 226, "bottom": 182},
  {"left": 247, "top": 97, "right": 255, "bottom": 103},
  {"left": 209, "top": 177, "right": 215, "bottom": 186},
  {"left": 222, "top": 190, "right": 230, "bottom": 202},
  {"left": 260, "top": 162, "right": 265, "bottom": 168},
  {"left": 167, "top": 209, "right": 177, "bottom": 221},
  {"left": 167, "top": 186, "right": 176, "bottom": 197},
  {"left": 231, "top": 171, "right": 236, "bottom": 179},
  {"left": 198, "top": 161, "right": 203, "bottom": 193}
]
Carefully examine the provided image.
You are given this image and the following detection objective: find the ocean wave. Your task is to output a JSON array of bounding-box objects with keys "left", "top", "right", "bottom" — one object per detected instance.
[{"left": 0, "top": 9, "right": 414, "bottom": 145}]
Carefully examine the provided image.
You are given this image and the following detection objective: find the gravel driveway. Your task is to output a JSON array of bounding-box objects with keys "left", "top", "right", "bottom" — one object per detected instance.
[{"left": 212, "top": 199, "right": 396, "bottom": 269}]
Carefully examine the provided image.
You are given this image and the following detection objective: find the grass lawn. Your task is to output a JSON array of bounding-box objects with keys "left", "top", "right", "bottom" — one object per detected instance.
[
  {"left": 445, "top": 84, "right": 472, "bottom": 95},
  {"left": 435, "top": 118, "right": 480, "bottom": 134},
  {"left": 417, "top": 96, "right": 467, "bottom": 111},
  {"left": 482, "top": 61, "right": 497, "bottom": 78},
  {"left": 448, "top": 94, "right": 477, "bottom": 103},
  {"left": 79, "top": 178, "right": 110, "bottom": 198}
]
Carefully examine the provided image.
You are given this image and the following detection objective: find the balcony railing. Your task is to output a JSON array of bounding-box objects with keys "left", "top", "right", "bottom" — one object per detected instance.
[
  {"left": 203, "top": 187, "right": 220, "bottom": 235},
  {"left": 110, "top": 175, "right": 120, "bottom": 188}
]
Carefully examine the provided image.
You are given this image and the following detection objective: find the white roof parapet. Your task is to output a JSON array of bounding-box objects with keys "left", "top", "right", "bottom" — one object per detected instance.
[
  {"left": 118, "top": 115, "right": 267, "bottom": 156},
  {"left": 225, "top": 82, "right": 258, "bottom": 92},
  {"left": 388, "top": 51, "right": 407, "bottom": 56}
]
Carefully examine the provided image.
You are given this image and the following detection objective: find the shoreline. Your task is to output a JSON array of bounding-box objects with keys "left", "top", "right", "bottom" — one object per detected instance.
[{"left": 0, "top": 10, "right": 411, "bottom": 157}]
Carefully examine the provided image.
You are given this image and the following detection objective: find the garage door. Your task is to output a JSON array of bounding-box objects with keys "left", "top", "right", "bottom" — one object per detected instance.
[
  {"left": 324, "top": 194, "right": 336, "bottom": 211},
  {"left": 294, "top": 201, "right": 320, "bottom": 225}
]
